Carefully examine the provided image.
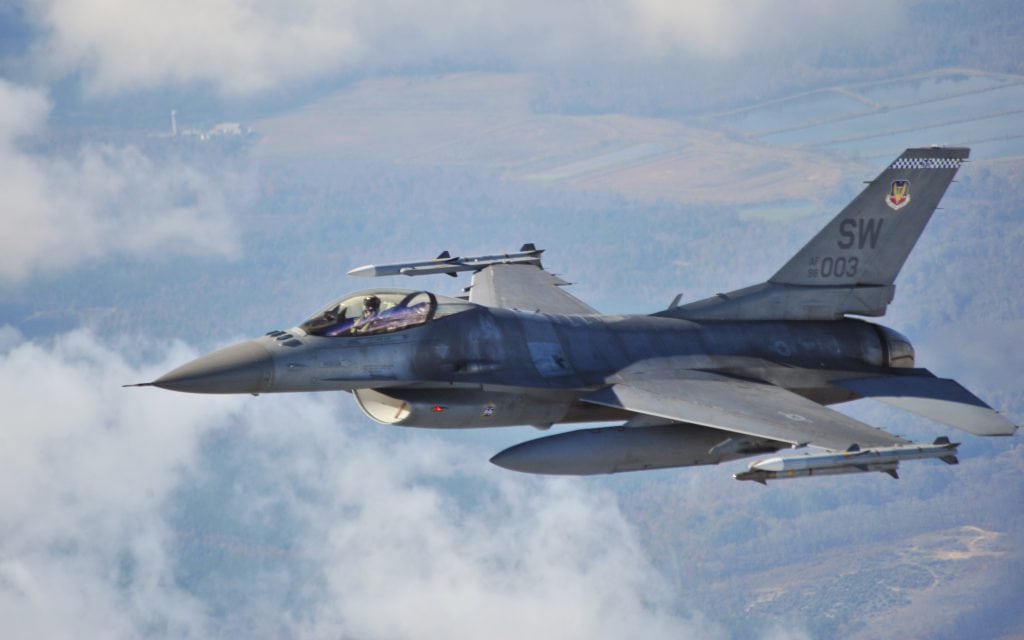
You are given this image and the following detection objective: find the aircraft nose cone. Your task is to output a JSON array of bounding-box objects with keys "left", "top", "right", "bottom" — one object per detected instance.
[{"left": 153, "top": 340, "right": 274, "bottom": 394}]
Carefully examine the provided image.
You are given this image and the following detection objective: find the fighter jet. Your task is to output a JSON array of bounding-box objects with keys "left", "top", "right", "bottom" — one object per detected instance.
[{"left": 133, "top": 147, "right": 1017, "bottom": 481}]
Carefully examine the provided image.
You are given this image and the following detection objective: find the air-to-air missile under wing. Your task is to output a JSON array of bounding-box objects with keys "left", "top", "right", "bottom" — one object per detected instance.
[
  {"left": 133, "top": 147, "right": 1018, "bottom": 483},
  {"left": 733, "top": 437, "right": 961, "bottom": 484}
]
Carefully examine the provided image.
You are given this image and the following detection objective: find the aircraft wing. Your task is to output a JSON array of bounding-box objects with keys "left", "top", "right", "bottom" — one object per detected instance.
[
  {"left": 583, "top": 370, "right": 908, "bottom": 450},
  {"left": 469, "top": 263, "right": 599, "bottom": 315}
]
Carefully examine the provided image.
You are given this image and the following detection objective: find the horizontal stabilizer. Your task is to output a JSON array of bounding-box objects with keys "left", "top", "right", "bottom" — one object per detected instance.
[{"left": 834, "top": 375, "right": 1017, "bottom": 436}]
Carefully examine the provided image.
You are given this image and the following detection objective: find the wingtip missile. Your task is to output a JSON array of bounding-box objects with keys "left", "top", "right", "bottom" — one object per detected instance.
[
  {"left": 347, "top": 264, "right": 379, "bottom": 277},
  {"left": 348, "top": 250, "right": 458, "bottom": 278},
  {"left": 348, "top": 245, "right": 544, "bottom": 279}
]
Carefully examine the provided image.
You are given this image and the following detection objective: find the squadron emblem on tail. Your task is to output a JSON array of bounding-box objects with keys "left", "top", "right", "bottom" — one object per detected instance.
[{"left": 887, "top": 179, "right": 911, "bottom": 210}]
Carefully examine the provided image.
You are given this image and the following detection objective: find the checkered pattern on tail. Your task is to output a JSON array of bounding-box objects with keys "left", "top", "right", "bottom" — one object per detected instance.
[{"left": 890, "top": 157, "right": 962, "bottom": 170}]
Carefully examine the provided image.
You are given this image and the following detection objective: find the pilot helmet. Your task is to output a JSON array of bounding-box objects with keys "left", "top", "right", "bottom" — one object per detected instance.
[{"left": 363, "top": 295, "right": 381, "bottom": 311}]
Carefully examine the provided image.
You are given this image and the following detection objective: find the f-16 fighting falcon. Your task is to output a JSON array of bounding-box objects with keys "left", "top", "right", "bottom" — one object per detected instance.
[{"left": 132, "top": 147, "right": 1017, "bottom": 482}]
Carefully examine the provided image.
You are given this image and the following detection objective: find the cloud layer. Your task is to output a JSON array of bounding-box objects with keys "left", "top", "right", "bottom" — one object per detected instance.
[
  {"left": 0, "top": 80, "right": 242, "bottom": 284},
  {"left": 0, "top": 329, "right": 227, "bottom": 637},
  {"left": 26, "top": 0, "right": 904, "bottom": 96},
  {"left": 0, "top": 328, "right": 714, "bottom": 639}
]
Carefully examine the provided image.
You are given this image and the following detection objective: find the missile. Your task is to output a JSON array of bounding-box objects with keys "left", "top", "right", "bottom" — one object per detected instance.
[
  {"left": 735, "top": 461, "right": 902, "bottom": 483},
  {"left": 349, "top": 244, "right": 543, "bottom": 278},
  {"left": 348, "top": 250, "right": 459, "bottom": 278},
  {"left": 734, "top": 437, "right": 959, "bottom": 484}
]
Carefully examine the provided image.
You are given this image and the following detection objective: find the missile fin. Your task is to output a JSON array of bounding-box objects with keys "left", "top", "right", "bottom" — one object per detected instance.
[
  {"left": 940, "top": 455, "right": 959, "bottom": 465},
  {"left": 885, "top": 469, "right": 900, "bottom": 480}
]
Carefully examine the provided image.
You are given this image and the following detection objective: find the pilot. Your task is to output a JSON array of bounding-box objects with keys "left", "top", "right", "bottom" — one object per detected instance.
[{"left": 362, "top": 295, "right": 381, "bottom": 319}]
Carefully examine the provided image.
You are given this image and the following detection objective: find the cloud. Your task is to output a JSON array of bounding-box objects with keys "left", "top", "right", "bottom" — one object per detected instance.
[
  {"left": 0, "top": 80, "right": 242, "bottom": 284},
  {"left": 0, "top": 328, "right": 716, "bottom": 639},
  {"left": 0, "top": 329, "right": 232, "bottom": 638},
  {"left": 294, "top": 437, "right": 707, "bottom": 639},
  {"left": 32, "top": 0, "right": 362, "bottom": 95},
  {"left": 626, "top": 0, "right": 902, "bottom": 60},
  {"left": 25, "top": 0, "right": 906, "bottom": 96}
]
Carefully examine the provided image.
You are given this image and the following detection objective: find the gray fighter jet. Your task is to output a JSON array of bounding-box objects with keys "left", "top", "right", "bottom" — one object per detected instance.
[{"left": 134, "top": 147, "right": 1017, "bottom": 481}]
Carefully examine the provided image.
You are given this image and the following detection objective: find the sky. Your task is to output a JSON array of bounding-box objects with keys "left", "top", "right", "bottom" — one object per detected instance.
[
  {"left": 2, "top": 1, "right": 1022, "bottom": 638},
  {"left": 17, "top": 0, "right": 902, "bottom": 95}
]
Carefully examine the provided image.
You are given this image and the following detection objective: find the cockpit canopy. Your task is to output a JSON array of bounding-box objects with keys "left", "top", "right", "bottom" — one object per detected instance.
[{"left": 300, "top": 290, "right": 474, "bottom": 338}]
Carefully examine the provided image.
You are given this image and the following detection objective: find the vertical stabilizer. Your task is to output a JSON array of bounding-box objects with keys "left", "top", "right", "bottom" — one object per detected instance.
[
  {"left": 771, "top": 147, "right": 968, "bottom": 288},
  {"left": 669, "top": 147, "right": 968, "bottom": 321}
]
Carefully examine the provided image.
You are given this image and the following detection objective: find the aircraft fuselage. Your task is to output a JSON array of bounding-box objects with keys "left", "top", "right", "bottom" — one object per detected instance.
[{"left": 154, "top": 301, "right": 910, "bottom": 430}]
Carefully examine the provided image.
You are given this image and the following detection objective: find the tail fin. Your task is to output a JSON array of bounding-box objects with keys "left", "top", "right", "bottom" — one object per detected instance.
[
  {"left": 670, "top": 147, "right": 968, "bottom": 321},
  {"left": 771, "top": 147, "right": 968, "bottom": 288}
]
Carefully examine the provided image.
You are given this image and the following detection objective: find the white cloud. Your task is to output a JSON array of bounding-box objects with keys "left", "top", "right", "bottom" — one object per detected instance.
[
  {"left": 0, "top": 329, "right": 716, "bottom": 638},
  {"left": 33, "top": 0, "right": 362, "bottom": 95},
  {"left": 298, "top": 437, "right": 710, "bottom": 639},
  {"left": 0, "top": 329, "right": 231, "bottom": 638},
  {"left": 0, "top": 80, "right": 242, "bottom": 284},
  {"left": 627, "top": 0, "right": 901, "bottom": 60},
  {"left": 26, "top": 0, "right": 907, "bottom": 96}
]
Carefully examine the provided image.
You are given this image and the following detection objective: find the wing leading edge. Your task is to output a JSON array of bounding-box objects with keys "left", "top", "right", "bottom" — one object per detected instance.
[
  {"left": 583, "top": 371, "right": 907, "bottom": 451},
  {"left": 469, "top": 263, "right": 599, "bottom": 315}
]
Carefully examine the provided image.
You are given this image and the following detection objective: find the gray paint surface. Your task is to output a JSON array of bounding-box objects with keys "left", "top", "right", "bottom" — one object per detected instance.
[{"left": 144, "top": 147, "right": 1017, "bottom": 479}]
